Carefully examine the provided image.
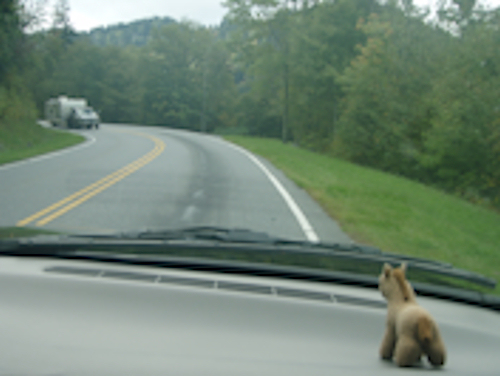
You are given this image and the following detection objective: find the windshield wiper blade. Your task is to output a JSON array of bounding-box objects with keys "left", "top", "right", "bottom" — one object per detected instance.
[
  {"left": 131, "top": 229, "right": 497, "bottom": 290},
  {"left": 82, "top": 226, "right": 278, "bottom": 243},
  {"left": 298, "top": 241, "right": 496, "bottom": 289},
  {"left": 1, "top": 227, "right": 496, "bottom": 290}
]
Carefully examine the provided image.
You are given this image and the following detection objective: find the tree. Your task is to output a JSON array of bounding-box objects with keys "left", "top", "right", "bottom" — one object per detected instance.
[
  {"left": 420, "top": 18, "right": 500, "bottom": 203},
  {"left": 288, "top": 0, "right": 379, "bottom": 150},
  {"left": 223, "top": 0, "right": 380, "bottom": 147},
  {"left": 140, "top": 22, "right": 235, "bottom": 131},
  {"left": 140, "top": 23, "right": 204, "bottom": 127},
  {"left": 0, "top": 0, "right": 39, "bottom": 141},
  {"left": 335, "top": 5, "right": 448, "bottom": 174},
  {"left": 224, "top": 0, "right": 298, "bottom": 140},
  {"left": 0, "top": 0, "right": 25, "bottom": 85},
  {"left": 199, "top": 31, "right": 237, "bottom": 132}
]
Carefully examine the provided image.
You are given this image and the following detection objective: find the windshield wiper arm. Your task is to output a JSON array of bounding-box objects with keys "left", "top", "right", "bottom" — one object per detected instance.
[
  {"left": 81, "top": 226, "right": 278, "bottom": 243},
  {"left": 295, "top": 241, "right": 496, "bottom": 289},
  {"left": 120, "top": 228, "right": 497, "bottom": 289},
  {"left": 1, "top": 227, "right": 496, "bottom": 290}
]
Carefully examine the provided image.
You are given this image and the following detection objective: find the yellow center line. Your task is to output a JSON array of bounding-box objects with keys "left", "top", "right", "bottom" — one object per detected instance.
[{"left": 17, "top": 131, "right": 165, "bottom": 227}]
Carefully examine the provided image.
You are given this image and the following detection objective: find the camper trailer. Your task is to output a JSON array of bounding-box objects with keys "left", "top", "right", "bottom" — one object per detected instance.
[{"left": 45, "top": 96, "right": 100, "bottom": 129}]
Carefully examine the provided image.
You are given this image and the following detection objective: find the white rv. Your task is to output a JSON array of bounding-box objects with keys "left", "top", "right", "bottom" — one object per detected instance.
[{"left": 45, "top": 96, "right": 100, "bottom": 129}]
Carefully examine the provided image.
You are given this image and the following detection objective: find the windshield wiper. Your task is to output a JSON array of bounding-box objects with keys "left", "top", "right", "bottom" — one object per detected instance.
[
  {"left": 1, "top": 226, "right": 496, "bottom": 290},
  {"left": 103, "top": 227, "right": 498, "bottom": 289},
  {"left": 128, "top": 226, "right": 276, "bottom": 243}
]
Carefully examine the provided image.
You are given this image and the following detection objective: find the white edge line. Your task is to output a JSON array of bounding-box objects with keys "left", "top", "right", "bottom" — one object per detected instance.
[
  {"left": 0, "top": 132, "right": 96, "bottom": 171},
  {"left": 224, "top": 141, "right": 319, "bottom": 243}
]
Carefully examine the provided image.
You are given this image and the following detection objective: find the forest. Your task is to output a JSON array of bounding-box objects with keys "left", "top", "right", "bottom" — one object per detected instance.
[{"left": 1, "top": 0, "right": 499, "bottom": 207}]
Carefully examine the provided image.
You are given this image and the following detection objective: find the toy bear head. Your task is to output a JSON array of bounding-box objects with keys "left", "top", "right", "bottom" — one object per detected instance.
[{"left": 378, "top": 263, "right": 414, "bottom": 303}]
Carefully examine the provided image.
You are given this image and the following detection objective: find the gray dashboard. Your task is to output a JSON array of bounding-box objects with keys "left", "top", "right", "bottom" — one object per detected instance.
[{"left": 0, "top": 256, "right": 498, "bottom": 375}]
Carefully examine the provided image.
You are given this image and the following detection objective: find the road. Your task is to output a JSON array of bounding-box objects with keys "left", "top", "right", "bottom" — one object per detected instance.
[{"left": 0, "top": 124, "right": 351, "bottom": 243}]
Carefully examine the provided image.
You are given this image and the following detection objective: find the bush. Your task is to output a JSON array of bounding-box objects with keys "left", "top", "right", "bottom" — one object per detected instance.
[{"left": 0, "top": 84, "right": 40, "bottom": 151}]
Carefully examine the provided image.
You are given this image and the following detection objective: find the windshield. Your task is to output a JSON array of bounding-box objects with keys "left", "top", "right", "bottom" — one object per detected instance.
[{"left": 0, "top": 0, "right": 499, "bottom": 298}]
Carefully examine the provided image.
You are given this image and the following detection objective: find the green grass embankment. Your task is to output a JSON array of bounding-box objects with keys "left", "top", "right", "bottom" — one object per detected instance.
[
  {"left": 0, "top": 122, "right": 85, "bottom": 165},
  {"left": 225, "top": 135, "right": 500, "bottom": 295}
]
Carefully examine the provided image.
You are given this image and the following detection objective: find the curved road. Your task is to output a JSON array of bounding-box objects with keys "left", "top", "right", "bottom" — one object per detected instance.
[{"left": 0, "top": 124, "right": 350, "bottom": 243}]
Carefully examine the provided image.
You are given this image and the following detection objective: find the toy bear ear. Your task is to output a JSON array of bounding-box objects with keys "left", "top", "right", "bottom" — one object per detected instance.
[
  {"left": 400, "top": 262, "right": 407, "bottom": 275},
  {"left": 383, "top": 263, "right": 392, "bottom": 278}
]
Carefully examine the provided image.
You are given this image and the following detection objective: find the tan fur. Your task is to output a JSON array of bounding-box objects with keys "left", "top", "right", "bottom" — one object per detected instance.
[{"left": 378, "top": 263, "right": 446, "bottom": 367}]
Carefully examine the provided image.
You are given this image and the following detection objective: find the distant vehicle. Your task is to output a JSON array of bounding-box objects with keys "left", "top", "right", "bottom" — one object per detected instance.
[{"left": 45, "top": 96, "right": 100, "bottom": 129}]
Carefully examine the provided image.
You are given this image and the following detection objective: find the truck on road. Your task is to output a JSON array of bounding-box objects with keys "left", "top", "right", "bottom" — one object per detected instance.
[{"left": 45, "top": 96, "right": 100, "bottom": 129}]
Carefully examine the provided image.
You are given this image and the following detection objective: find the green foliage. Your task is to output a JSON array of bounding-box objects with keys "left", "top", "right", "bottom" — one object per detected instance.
[
  {"left": 0, "top": 0, "right": 39, "bottom": 154},
  {"left": 289, "top": 0, "right": 380, "bottom": 150},
  {"left": 0, "top": 0, "right": 24, "bottom": 85},
  {"left": 139, "top": 23, "right": 236, "bottom": 129},
  {"left": 0, "top": 87, "right": 32, "bottom": 120},
  {"left": 0, "top": 80, "right": 83, "bottom": 167},
  {"left": 0, "top": 227, "right": 59, "bottom": 239},
  {"left": 334, "top": 2, "right": 500, "bottom": 206},
  {"left": 0, "top": 122, "right": 84, "bottom": 165},
  {"left": 141, "top": 23, "right": 206, "bottom": 127},
  {"left": 223, "top": 0, "right": 293, "bottom": 139},
  {"left": 335, "top": 9, "right": 440, "bottom": 172},
  {"left": 85, "top": 17, "right": 176, "bottom": 47},
  {"left": 420, "top": 22, "right": 500, "bottom": 204},
  {"left": 223, "top": 0, "right": 381, "bottom": 145}
]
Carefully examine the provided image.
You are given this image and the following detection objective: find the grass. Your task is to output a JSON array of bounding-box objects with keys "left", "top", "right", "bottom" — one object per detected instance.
[
  {"left": 0, "top": 122, "right": 85, "bottom": 165},
  {"left": 225, "top": 135, "right": 500, "bottom": 295},
  {"left": 0, "top": 226, "right": 59, "bottom": 239}
]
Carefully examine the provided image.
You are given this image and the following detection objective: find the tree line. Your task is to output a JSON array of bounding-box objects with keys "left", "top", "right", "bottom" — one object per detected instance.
[{"left": 1, "top": 0, "right": 499, "bottom": 206}]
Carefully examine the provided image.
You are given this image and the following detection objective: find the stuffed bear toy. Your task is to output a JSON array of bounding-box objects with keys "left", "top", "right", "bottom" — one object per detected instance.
[{"left": 378, "top": 263, "right": 446, "bottom": 367}]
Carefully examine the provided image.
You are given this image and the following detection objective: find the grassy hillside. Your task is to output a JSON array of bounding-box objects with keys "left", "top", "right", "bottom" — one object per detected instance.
[
  {"left": 0, "top": 122, "right": 84, "bottom": 165},
  {"left": 226, "top": 136, "right": 500, "bottom": 295}
]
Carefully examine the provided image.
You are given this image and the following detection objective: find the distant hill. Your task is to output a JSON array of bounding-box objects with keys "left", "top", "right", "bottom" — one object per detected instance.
[{"left": 84, "top": 16, "right": 176, "bottom": 47}]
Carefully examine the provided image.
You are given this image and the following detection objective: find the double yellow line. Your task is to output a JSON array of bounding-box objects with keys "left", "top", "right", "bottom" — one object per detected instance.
[{"left": 17, "top": 132, "right": 165, "bottom": 227}]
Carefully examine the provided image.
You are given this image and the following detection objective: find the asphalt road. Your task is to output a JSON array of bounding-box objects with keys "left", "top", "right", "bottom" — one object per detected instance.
[{"left": 0, "top": 124, "right": 351, "bottom": 243}]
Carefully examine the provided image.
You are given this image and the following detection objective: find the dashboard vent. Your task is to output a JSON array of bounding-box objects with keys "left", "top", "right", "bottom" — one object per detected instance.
[
  {"left": 101, "top": 270, "right": 158, "bottom": 282},
  {"left": 335, "top": 294, "right": 387, "bottom": 309},
  {"left": 45, "top": 265, "right": 384, "bottom": 309},
  {"left": 276, "top": 287, "right": 334, "bottom": 303},
  {"left": 217, "top": 281, "right": 273, "bottom": 295},
  {"left": 159, "top": 275, "right": 214, "bottom": 289},
  {"left": 46, "top": 266, "right": 101, "bottom": 277}
]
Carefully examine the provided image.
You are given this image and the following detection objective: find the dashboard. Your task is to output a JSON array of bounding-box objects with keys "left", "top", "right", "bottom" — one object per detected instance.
[{"left": 0, "top": 256, "right": 498, "bottom": 375}]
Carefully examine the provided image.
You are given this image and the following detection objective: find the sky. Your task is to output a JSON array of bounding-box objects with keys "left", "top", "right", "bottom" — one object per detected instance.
[
  {"left": 63, "top": 0, "right": 229, "bottom": 31},
  {"left": 40, "top": 0, "right": 500, "bottom": 32}
]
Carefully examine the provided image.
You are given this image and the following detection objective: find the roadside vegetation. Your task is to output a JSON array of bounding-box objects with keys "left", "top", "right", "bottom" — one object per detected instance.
[
  {"left": 0, "top": 86, "right": 84, "bottom": 166},
  {"left": 226, "top": 135, "right": 500, "bottom": 295},
  {"left": 0, "top": 121, "right": 84, "bottom": 165},
  {"left": 0, "top": 1, "right": 84, "bottom": 166},
  {"left": 0, "top": 226, "right": 58, "bottom": 239}
]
